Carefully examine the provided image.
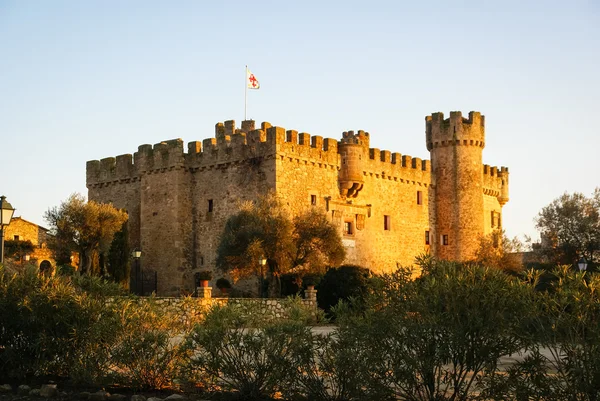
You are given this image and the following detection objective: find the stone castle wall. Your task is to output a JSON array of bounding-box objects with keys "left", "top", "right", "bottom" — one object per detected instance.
[{"left": 87, "top": 111, "right": 509, "bottom": 296}]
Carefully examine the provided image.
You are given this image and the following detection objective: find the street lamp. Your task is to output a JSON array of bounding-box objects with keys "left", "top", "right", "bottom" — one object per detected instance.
[
  {"left": 132, "top": 249, "right": 142, "bottom": 295},
  {"left": 0, "top": 196, "right": 15, "bottom": 265},
  {"left": 259, "top": 257, "right": 267, "bottom": 298},
  {"left": 578, "top": 256, "right": 588, "bottom": 272}
]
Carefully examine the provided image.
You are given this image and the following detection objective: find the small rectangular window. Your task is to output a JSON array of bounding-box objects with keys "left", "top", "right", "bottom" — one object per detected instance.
[
  {"left": 491, "top": 211, "right": 495, "bottom": 228},
  {"left": 13, "top": 235, "right": 19, "bottom": 241},
  {"left": 208, "top": 199, "right": 214, "bottom": 213},
  {"left": 425, "top": 231, "right": 430, "bottom": 245},
  {"left": 417, "top": 191, "right": 423, "bottom": 205},
  {"left": 442, "top": 234, "right": 449, "bottom": 246},
  {"left": 344, "top": 221, "right": 354, "bottom": 236},
  {"left": 384, "top": 215, "right": 391, "bottom": 231},
  {"left": 311, "top": 195, "right": 317, "bottom": 205}
]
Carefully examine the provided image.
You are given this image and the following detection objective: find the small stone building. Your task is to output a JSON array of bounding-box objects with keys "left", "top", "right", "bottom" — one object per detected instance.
[
  {"left": 87, "top": 110, "right": 509, "bottom": 296},
  {"left": 3, "top": 217, "right": 55, "bottom": 271}
]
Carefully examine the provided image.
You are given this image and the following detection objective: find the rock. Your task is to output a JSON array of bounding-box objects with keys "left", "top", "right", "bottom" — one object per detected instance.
[
  {"left": 108, "top": 394, "right": 127, "bottom": 401},
  {"left": 0, "top": 384, "right": 12, "bottom": 393},
  {"left": 79, "top": 391, "right": 91, "bottom": 400},
  {"left": 18, "top": 385, "right": 31, "bottom": 395},
  {"left": 130, "top": 395, "right": 146, "bottom": 401},
  {"left": 60, "top": 392, "right": 68, "bottom": 397},
  {"left": 89, "top": 390, "right": 110, "bottom": 401},
  {"left": 30, "top": 389, "right": 41, "bottom": 396},
  {"left": 40, "top": 384, "right": 58, "bottom": 398},
  {"left": 147, "top": 397, "right": 163, "bottom": 401},
  {"left": 165, "top": 395, "right": 187, "bottom": 401}
]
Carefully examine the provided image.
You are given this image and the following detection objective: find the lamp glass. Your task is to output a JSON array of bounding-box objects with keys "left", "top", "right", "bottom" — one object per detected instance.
[
  {"left": 259, "top": 258, "right": 267, "bottom": 265},
  {"left": 133, "top": 249, "right": 142, "bottom": 258},
  {"left": 578, "top": 257, "right": 588, "bottom": 272},
  {"left": 0, "top": 198, "right": 15, "bottom": 226}
]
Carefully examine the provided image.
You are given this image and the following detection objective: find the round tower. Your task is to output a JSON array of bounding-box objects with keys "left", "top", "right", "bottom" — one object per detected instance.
[
  {"left": 338, "top": 130, "right": 369, "bottom": 199},
  {"left": 426, "top": 111, "right": 485, "bottom": 261}
]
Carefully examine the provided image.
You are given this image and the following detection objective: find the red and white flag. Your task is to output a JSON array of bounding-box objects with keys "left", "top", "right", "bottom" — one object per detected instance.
[{"left": 247, "top": 68, "right": 260, "bottom": 89}]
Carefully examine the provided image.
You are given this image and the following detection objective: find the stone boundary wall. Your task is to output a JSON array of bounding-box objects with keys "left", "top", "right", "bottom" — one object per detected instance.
[{"left": 132, "top": 291, "right": 319, "bottom": 328}]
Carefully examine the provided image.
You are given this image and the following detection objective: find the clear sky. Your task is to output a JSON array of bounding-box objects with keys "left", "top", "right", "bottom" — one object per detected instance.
[{"left": 1, "top": 0, "right": 598, "bottom": 242}]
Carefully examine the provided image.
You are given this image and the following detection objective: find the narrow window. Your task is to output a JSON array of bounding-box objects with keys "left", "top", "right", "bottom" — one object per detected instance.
[
  {"left": 311, "top": 195, "right": 317, "bottom": 205},
  {"left": 200, "top": 256, "right": 204, "bottom": 266},
  {"left": 384, "top": 215, "right": 391, "bottom": 231},
  {"left": 491, "top": 211, "right": 495, "bottom": 228},
  {"left": 417, "top": 191, "right": 423, "bottom": 205},
  {"left": 425, "top": 231, "right": 430, "bottom": 245},
  {"left": 344, "top": 221, "right": 354, "bottom": 236},
  {"left": 13, "top": 235, "right": 19, "bottom": 241},
  {"left": 442, "top": 234, "right": 449, "bottom": 246},
  {"left": 208, "top": 199, "right": 214, "bottom": 213}
]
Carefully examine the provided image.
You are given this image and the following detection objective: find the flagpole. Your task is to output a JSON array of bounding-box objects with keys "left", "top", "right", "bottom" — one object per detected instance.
[{"left": 244, "top": 65, "right": 247, "bottom": 121}]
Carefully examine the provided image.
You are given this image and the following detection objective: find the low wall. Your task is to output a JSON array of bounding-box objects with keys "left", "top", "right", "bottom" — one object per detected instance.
[{"left": 143, "top": 288, "right": 318, "bottom": 328}]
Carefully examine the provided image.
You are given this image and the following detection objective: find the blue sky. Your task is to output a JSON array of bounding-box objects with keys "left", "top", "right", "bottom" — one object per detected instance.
[{"left": 1, "top": 0, "right": 599, "bottom": 241}]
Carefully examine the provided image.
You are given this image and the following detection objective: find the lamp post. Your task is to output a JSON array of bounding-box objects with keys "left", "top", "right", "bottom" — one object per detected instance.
[
  {"left": 578, "top": 256, "right": 588, "bottom": 272},
  {"left": 132, "top": 249, "right": 142, "bottom": 295},
  {"left": 0, "top": 196, "right": 16, "bottom": 265},
  {"left": 259, "top": 257, "right": 267, "bottom": 298}
]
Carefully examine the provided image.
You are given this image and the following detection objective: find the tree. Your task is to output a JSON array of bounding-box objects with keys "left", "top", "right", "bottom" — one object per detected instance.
[
  {"left": 535, "top": 188, "right": 600, "bottom": 265},
  {"left": 44, "top": 193, "right": 128, "bottom": 275},
  {"left": 473, "top": 229, "right": 525, "bottom": 273},
  {"left": 216, "top": 194, "right": 345, "bottom": 295},
  {"left": 291, "top": 209, "right": 345, "bottom": 275},
  {"left": 106, "top": 221, "right": 130, "bottom": 284}
]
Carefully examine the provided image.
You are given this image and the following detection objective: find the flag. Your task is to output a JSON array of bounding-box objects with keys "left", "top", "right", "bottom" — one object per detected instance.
[{"left": 247, "top": 68, "right": 260, "bottom": 89}]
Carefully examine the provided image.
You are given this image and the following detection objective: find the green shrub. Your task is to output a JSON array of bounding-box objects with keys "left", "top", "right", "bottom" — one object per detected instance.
[
  {"left": 0, "top": 266, "right": 121, "bottom": 381},
  {"left": 108, "top": 298, "right": 189, "bottom": 390},
  {"left": 182, "top": 302, "right": 314, "bottom": 400},
  {"left": 215, "top": 277, "right": 231, "bottom": 290},
  {"left": 482, "top": 266, "right": 600, "bottom": 400},
  {"left": 330, "top": 259, "right": 534, "bottom": 401},
  {"left": 317, "top": 264, "right": 372, "bottom": 317}
]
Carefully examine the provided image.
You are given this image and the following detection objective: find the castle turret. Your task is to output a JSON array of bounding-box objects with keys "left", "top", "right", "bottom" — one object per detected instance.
[
  {"left": 338, "top": 130, "right": 369, "bottom": 198},
  {"left": 426, "top": 111, "right": 485, "bottom": 261}
]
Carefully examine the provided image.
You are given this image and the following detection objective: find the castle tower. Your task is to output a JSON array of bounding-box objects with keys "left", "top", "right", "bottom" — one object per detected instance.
[
  {"left": 426, "top": 111, "right": 485, "bottom": 261},
  {"left": 338, "top": 130, "right": 369, "bottom": 198}
]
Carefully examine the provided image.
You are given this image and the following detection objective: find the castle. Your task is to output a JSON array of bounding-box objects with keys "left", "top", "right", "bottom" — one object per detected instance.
[{"left": 86, "top": 111, "right": 509, "bottom": 296}]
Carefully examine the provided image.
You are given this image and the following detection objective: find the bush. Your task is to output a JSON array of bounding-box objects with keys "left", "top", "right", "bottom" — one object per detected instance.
[
  {"left": 182, "top": 302, "right": 315, "bottom": 400},
  {"left": 316, "top": 264, "right": 372, "bottom": 317},
  {"left": 0, "top": 266, "right": 121, "bottom": 381},
  {"left": 196, "top": 270, "right": 213, "bottom": 281},
  {"left": 215, "top": 277, "right": 231, "bottom": 290},
  {"left": 330, "top": 259, "right": 535, "bottom": 400},
  {"left": 108, "top": 298, "right": 189, "bottom": 390}
]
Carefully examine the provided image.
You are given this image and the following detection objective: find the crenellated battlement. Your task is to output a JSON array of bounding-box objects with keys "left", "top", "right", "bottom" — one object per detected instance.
[
  {"left": 341, "top": 130, "right": 370, "bottom": 147},
  {"left": 426, "top": 111, "right": 485, "bottom": 151},
  {"left": 87, "top": 118, "right": 437, "bottom": 189},
  {"left": 482, "top": 164, "right": 510, "bottom": 204}
]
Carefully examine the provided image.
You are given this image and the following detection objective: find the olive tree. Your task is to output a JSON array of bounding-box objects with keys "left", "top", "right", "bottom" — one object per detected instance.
[
  {"left": 45, "top": 193, "right": 128, "bottom": 275},
  {"left": 216, "top": 194, "right": 345, "bottom": 295},
  {"left": 535, "top": 188, "right": 600, "bottom": 265}
]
